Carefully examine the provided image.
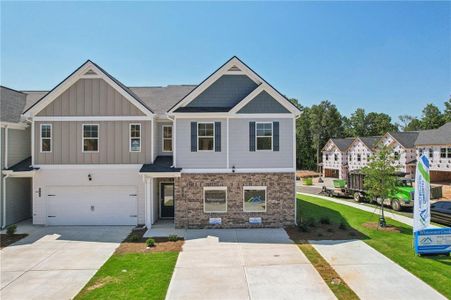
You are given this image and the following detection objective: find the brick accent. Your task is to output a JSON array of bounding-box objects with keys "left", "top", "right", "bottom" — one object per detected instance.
[{"left": 174, "top": 173, "right": 295, "bottom": 228}]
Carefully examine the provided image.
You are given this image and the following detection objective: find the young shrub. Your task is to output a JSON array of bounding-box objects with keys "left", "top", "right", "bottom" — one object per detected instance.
[
  {"left": 306, "top": 218, "right": 316, "bottom": 227},
  {"left": 6, "top": 224, "right": 17, "bottom": 236},
  {"left": 146, "top": 238, "right": 155, "bottom": 247},
  {"left": 298, "top": 223, "right": 309, "bottom": 232},
  {"left": 339, "top": 221, "right": 347, "bottom": 230},
  {"left": 129, "top": 233, "right": 140, "bottom": 242},
  {"left": 168, "top": 234, "right": 178, "bottom": 242},
  {"left": 320, "top": 216, "right": 331, "bottom": 225}
]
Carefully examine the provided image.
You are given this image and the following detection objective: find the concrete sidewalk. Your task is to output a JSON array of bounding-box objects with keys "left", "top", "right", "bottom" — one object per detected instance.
[
  {"left": 166, "top": 229, "right": 336, "bottom": 300},
  {"left": 311, "top": 240, "right": 446, "bottom": 300},
  {"left": 297, "top": 192, "right": 439, "bottom": 228}
]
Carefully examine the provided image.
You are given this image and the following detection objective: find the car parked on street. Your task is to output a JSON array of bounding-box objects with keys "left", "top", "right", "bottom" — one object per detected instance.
[{"left": 430, "top": 201, "right": 451, "bottom": 226}]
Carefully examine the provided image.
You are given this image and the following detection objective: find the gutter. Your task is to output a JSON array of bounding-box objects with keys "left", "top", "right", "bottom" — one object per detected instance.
[{"left": 2, "top": 174, "right": 10, "bottom": 229}]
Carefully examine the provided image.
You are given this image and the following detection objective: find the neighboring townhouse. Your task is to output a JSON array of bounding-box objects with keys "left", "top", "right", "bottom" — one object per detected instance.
[
  {"left": 377, "top": 131, "right": 419, "bottom": 177},
  {"left": 6, "top": 56, "right": 300, "bottom": 229},
  {"left": 347, "top": 136, "right": 381, "bottom": 172},
  {"left": 0, "top": 86, "right": 34, "bottom": 228},
  {"left": 321, "top": 138, "right": 354, "bottom": 179},
  {"left": 415, "top": 122, "right": 451, "bottom": 183}
]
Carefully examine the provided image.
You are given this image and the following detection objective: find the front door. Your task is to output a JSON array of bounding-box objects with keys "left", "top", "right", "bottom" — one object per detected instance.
[{"left": 160, "top": 183, "right": 174, "bottom": 218}]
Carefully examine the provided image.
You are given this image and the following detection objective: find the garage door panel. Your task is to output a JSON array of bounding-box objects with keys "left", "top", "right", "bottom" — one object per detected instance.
[{"left": 46, "top": 186, "right": 138, "bottom": 225}]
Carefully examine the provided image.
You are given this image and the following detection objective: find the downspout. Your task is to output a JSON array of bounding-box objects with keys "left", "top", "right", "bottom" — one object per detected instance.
[
  {"left": 2, "top": 173, "right": 10, "bottom": 229},
  {"left": 294, "top": 114, "right": 301, "bottom": 226},
  {"left": 4, "top": 126, "right": 8, "bottom": 169}
]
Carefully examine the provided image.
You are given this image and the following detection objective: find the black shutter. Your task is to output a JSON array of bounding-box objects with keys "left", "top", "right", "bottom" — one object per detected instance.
[
  {"left": 273, "top": 121, "right": 279, "bottom": 151},
  {"left": 191, "top": 122, "right": 197, "bottom": 152},
  {"left": 215, "top": 122, "right": 221, "bottom": 152},
  {"left": 249, "top": 121, "right": 256, "bottom": 152}
]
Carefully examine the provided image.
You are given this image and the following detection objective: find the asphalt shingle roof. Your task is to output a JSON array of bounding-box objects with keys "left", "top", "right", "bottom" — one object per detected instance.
[
  {"left": 331, "top": 138, "right": 355, "bottom": 151},
  {"left": 359, "top": 136, "right": 382, "bottom": 150},
  {"left": 389, "top": 131, "right": 419, "bottom": 148},
  {"left": 415, "top": 123, "right": 451, "bottom": 146},
  {"left": 0, "top": 86, "right": 27, "bottom": 123},
  {"left": 139, "top": 156, "right": 182, "bottom": 173}
]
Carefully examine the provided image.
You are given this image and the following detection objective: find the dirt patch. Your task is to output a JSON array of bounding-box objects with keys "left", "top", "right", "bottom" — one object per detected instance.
[
  {"left": 362, "top": 222, "right": 401, "bottom": 233},
  {"left": 296, "top": 170, "right": 320, "bottom": 179},
  {"left": 0, "top": 234, "right": 28, "bottom": 249},
  {"left": 115, "top": 229, "right": 184, "bottom": 254},
  {"left": 86, "top": 276, "right": 119, "bottom": 291},
  {"left": 285, "top": 223, "right": 366, "bottom": 241}
]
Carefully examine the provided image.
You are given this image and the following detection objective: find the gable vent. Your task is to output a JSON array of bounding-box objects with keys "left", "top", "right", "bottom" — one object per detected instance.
[
  {"left": 228, "top": 65, "right": 241, "bottom": 72},
  {"left": 84, "top": 69, "right": 97, "bottom": 75}
]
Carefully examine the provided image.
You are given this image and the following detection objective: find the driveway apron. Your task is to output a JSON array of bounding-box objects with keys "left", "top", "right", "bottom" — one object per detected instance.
[{"left": 166, "top": 228, "right": 336, "bottom": 300}]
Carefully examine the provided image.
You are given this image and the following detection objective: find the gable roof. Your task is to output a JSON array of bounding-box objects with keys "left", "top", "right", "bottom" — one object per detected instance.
[
  {"left": 169, "top": 56, "right": 301, "bottom": 115},
  {"left": 322, "top": 138, "right": 355, "bottom": 152},
  {"left": 23, "top": 60, "right": 154, "bottom": 116},
  {"left": 415, "top": 122, "right": 451, "bottom": 146},
  {"left": 0, "top": 86, "right": 27, "bottom": 123},
  {"left": 387, "top": 131, "right": 419, "bottom": 148},
  {"left": 359, "top": 136, "right": 382, "bottom": 150}
]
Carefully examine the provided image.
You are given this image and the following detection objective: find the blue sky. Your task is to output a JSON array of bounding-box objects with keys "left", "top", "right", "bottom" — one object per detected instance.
[{"left": 1, "top": 1, "right": 450, "bottom": 120}]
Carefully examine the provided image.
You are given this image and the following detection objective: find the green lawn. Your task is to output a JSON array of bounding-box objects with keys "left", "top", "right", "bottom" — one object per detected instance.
[
  {"left": 297, "top": 194, "right": 451, "bottom": 299},
  {"left": 75, "top": 252, "right": 179, "bottom": 300}
]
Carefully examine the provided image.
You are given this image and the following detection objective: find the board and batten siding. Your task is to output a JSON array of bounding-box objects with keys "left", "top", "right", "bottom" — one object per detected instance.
[
  {"left": 175, "top": 118, "right": 227, "bottom": 168},
  {"left": 37, "top": 79, "right": 145, "bottom": 116},
  {"left": 34, "top": 121, "right": 152, "bottom": 164},
  {"left": 7, "top": 127, "right": 31, "bottom": 167},
  {"left": 229, "top": 118, "right": 294, "bottom": 168}
]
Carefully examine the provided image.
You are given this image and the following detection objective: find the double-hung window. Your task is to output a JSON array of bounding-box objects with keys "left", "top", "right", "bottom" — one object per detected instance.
[
  {"left": 198, "top": 122, "right": 214, "bottom": 151},
  {"left": 162, "top": 125, "right": 173, "bottom": 152},
  {"left": 440, "top": 148, "right": 446, "bottom": 158},
  {"left": 243, "top": 186, "right": 267, "bottom": 212},
  {"left": 334, "top": 154, "right": 338, "bottom": 161},
  {"left": 357, "top": 154, "right": 361, "bottom": 162},
  {"left": 256, "top": 122, "right": 272, "bottom": 151},
  {"left": 40, "top": 124, "right": 52, "bottom": 152},
  {"left": 447, "top": 148, "right": 451, "bottom": 159},
  {"left": 204, "top": 187, "right": 227, "bottom": 213},
  {"left": 325, "top": 154, "right": 329, "bottom": 161},
  {"left": 429, "top": 148, "right": 434, "bottom": 159},
  {"left": 130, "top": 124, "right": 141, "bottom": 152},
  {"left": 82, "top": 124, "right": 99, "bottom": 152}
]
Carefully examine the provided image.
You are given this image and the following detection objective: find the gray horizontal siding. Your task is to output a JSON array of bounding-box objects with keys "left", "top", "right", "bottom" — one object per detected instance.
[
  {"left": 187, "top": 75, "right": 257, "bottom": 108},
  {"left": 229, "top": 118, "right": 294, "bottom": 168},
  {"left": 37, "top": 79, "right": 145, "bottom": 116},
  {"left": 175, "top": 118, "right": 227, "bottom": 168},
  {"left": 238, "top": 91, "right": 290, "bottom": 114},
  {"left": 7, "top": 127, "right": 31, "bottom": 167},
  {"left": 34, "top": 121, "right": 152, "bottom": 164},
  {"left": 157, "top": 121, "right": 173, "bottom": 156}
]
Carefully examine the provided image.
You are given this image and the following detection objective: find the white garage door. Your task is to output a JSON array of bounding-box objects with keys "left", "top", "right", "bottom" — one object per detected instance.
[{"left": 46, "top": 185, "right": 138, "bottom": 225}]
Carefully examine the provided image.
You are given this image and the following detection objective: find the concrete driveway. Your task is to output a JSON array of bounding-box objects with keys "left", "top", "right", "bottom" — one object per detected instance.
[
  {"left": 166, "top": 228, "right": 335, "bottom": 300},
  {"left": 1, "top": 225, "right": 131, "bottom": 300}
]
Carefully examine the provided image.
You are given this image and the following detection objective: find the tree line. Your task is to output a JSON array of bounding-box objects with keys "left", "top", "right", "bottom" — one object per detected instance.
[{"left": 291, "top": 98, "right": 451, "bottom": 171}]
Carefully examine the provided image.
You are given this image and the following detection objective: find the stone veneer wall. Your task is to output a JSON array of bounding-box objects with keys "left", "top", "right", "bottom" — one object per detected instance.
[{"left": 174, "top": 173, "right": 295, "bottom": 228}]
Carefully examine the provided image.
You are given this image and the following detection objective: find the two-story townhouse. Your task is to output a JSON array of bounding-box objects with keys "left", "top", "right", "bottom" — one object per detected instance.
[
  {"left": 415, "top": 122, "right": 451, "bottom": 183},
  {"left": 0, "top": 86, "right": 35, "bottom": 228},
  {"left": 321, "top": 138, "right": 354, "bottom": 179},
  {"left": 17, "top": 56, "right": 300, "bottom": 229},
  {"left": 376, "top": 131, "right": 419, "bottom": 178},
  {"left": 347, "top": 136, "right": 381, "bottom": 172}
]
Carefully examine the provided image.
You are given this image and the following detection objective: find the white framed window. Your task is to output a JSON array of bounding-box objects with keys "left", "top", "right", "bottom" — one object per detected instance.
[
  {"left": 256, "top": 122, "right": 272, "bottom": 151},
  {"left": 82, "top": 124, "right": 99, "bottom": 152},
  {"left": 357, "top": 154, "right": 361, "bottom": 162},
  {"left": 162, "top": 125, "right": 173, "bottom": 152},
  {"left": 429, "top": 148, "right": 434, "bottom": 159},
  {"left": 334, "top": 154, "right": 338, "bottom": 161},
  {"left": 129, "top": 123, "right": 141, "bottom": 152},
  {"left": 204, "top": 187, "right": 227, "bottom": 213},
  {"left": 198, "top": 122, "right": 214, "bottom": 151},
  {"left": 243, "top": 186, "right": 267, "bottom": 212},
  {"left": 40, "top": 124, "right": 52, "bottom": 153},
  {"left": 325, "top": 154, "right": 329, "bottom": 161}
]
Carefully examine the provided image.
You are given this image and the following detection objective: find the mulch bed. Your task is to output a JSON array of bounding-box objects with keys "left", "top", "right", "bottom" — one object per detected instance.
[
  {"left": 362, "top": 222, "right": 401, "bottom": 233},
  {"left": 285, "top": 224, "right": 366, "bottom": 241},
  {"left": 115, "top": 229, "right": 184, "bottom": 254},
  {"left": 0, "top": 234, "right": 28, "bottom": 249}
]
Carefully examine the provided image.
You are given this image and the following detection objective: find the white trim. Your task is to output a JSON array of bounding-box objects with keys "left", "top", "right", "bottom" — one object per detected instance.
[
  {"left": 243, "top": 186, "right": 267, "bottom": 213},
  {"left": 34, "top": 164, "right": 142, "bottom": 170},
  {"left": 24, "top": 61, "right": 153, "bottom": 117},
  {"left": 0, "top": 122, "right": 28, "bottom": 130},
  {"left": 129, "top": 123, "right": 141, "bottom": 153},
  {"left": 139, "top": 172, "right": 181, "bottom": 178},
  {"left": 145, "top": 177, "right": 152, "bottom": 228},
  {"left": 31, "top": 122, "right": 35, "bottom": 165},
  {"left": 172, "top": 113, "right": 294, "bottom": 119},
  {"left": 226, "top": 117, "right": 230, "bottom": 169},
  {"left": 40, "top": 124, "right": 52, "bottom": 153},
  {"left": 1, "top": 170, "right": 36, "bottom": 177},
  {"left": 82, "top": 124, "right": 99, "bottom": 153},
  {"left": 160, "top": 181, "right": 175, "bottom": 219},
  {"left": 181, "top": 168, "right": 295, "bottom": 173},
  {"left": 162, "top": 125, "right": 173, "bottom": 153},
  {"left": 203, "top": 186, "right": 227, "bottom": 213},
  {"left": 169, "top": 57, "right": 263, "bottom": 113},
  {"left": 33, "top": 116, "right": 153, "bottom": 122},
  {"left": 255, "top": 122, "right": 273, "bottom": 151},
  {"left": 151, "top": 120, "right": 155, "bottom": 161},
  {"left": 197, "top": 122, "right": 215, "bottom": 152},
  {"left": 173, "top": 118, "right": 177, "bottom": 167},
  {"left": 4, "top": 127, "right": 8, "bottom": 168},
  {"left": 2, "top": 174, "right": 9, "bottom": 228}
]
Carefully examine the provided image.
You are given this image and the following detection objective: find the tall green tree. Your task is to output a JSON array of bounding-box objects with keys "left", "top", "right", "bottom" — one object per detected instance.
[
  {"left": 421, "top": 103, "right": 445, "bottom": 129},
  {"left": 309, "top": 100, "right": 343, "bottom": 171},
  {"left": 365, "top": 112, "right": 398, "bottom": 136},
  {"left": 444, "top": 98, "right": 451, "bottom": 122},
  {"left": 398, "top": 115, "right": 422, "bottom": 131},
  {"left": 296, "top": 105, "right": 316, "bottom": 170},
  {"left": 344, "top": 108, "right": 367, "bottom": 137},
  {"left": 361, "top": 147, "right": 398, "bottom": 227}
]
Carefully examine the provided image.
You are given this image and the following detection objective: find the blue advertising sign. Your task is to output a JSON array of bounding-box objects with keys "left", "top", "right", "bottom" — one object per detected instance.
[{"left": 414, "top": 228, "right": 451, "bottom": 255}]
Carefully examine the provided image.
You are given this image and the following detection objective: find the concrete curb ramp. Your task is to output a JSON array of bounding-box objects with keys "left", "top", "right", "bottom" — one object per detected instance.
[
  {"left": 310, "top": 239, "right": 446, "bottom": 300},
  {"left": 166, "top": 228, "right": 336, "bottom": 300}
]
